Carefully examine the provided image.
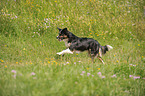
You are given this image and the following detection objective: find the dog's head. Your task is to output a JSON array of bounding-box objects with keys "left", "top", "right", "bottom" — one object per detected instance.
[{"left": 56, "top": 27, "right": 69, "bottom": 41}]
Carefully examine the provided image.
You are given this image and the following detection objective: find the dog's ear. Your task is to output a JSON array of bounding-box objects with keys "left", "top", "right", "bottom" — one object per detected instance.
[
  {"left": 57, "top": 27, "right": 62, "bottom": 31},
  {"left": 63, "top": 28, "right": 67, "bottom": 30},
  {"left": 57, "top": 28, "right": 68, "bottom": 34},
  {"left": 62, "top": 28, "right": 68, "bottom": 32}
]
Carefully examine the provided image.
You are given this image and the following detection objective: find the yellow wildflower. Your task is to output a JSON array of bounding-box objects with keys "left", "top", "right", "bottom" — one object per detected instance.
[
  {"left": 40, "top": 41, "right": 42, "bottom": 45},
  {"left": 23, "top": 48, "right": 26, "bottom": 50},
  {"left": 97, "top": 68, "right": 100, "bottom": 70},
  {"left": 0, "top": 59, "right": 4, "bottom": 62}
]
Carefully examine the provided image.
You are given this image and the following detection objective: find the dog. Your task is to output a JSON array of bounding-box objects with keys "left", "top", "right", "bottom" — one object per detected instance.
[{"left": 56, "top": 27, "right": 113, "bottom": 64}]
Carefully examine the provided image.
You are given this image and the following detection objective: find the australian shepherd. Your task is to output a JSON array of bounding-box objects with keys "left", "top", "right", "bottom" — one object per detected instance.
[{"left": 56, "top": 27, "right": 113, "bottom": 64}]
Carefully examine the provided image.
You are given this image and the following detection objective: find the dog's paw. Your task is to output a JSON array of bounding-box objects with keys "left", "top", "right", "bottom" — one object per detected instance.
[{"left": 57, "top": 52, "right": 63, "bottom": 55}]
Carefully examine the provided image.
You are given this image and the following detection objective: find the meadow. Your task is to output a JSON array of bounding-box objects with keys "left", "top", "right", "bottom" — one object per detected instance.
[{"left": 0, "top": 0, "right": 145, "bottom": 96}]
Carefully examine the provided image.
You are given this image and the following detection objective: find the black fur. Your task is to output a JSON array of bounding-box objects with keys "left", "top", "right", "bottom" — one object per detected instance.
[{"left": 56, "top": 27, "right": 112, "bottom": 63}]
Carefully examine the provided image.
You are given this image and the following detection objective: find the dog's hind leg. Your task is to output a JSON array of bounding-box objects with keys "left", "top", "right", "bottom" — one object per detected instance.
[
  {"left": 88, "top": 49, "right": 91, "bottom": 57},
  {"left": 91, "top": 55, "right": 95, "bottom": 63},
  {"left": 88, "top": 49, "right": 94, "bottom": 62},
  {"left": 97, "top": 56, "right": 105, "bottom": 64}
]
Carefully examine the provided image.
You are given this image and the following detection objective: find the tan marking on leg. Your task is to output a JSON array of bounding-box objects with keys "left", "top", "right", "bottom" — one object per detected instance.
[
  {"left": 97, "top": 56, "right": 105, "bottom": 64},
  {"left": 99, "top": 48, "right": 102, "bottom": 57}
]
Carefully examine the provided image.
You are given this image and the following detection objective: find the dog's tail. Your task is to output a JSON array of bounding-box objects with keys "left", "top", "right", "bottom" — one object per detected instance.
[
  {"left": 106, "top": 45, "right": 113, "bottom": 51},
  {"left": 99, "top": 45, "right": 113, "bottom": 56}
]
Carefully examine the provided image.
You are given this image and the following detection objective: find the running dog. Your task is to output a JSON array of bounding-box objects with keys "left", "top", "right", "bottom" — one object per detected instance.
[{"left": 56, "top": 27, "right": 113, "bottom": 64}]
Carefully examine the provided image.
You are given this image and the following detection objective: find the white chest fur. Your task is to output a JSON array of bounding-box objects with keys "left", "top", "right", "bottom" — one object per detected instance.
[{"left": 63, "top": 39, "right": 71, "bottom": 47}]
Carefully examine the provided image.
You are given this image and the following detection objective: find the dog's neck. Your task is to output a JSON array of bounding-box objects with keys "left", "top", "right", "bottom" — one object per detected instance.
[
  {"left": 63, "top": 33, "right": 79, "bottom": 47},
  {"left": 63, "top": 39, "right": 70, "bottom": 47},
  {"left": 67, "top": 32, "right": 79, "bottom": 43}
]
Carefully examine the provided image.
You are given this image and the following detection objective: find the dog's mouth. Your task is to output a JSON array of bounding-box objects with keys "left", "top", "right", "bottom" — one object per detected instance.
[
  {"left": 58, "top": 39, "right": 62, "bottom": 41},
  {"left": 56, "top": 35, "right": 68, "bottom": 41},
  {"left": 56, "top": 36, "right": 63, "bottom": 41}
]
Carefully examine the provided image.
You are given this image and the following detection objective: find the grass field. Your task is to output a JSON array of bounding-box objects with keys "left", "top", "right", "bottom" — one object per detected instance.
[{"left": 0, "top": 0, "right": 145, "bottom": 96}]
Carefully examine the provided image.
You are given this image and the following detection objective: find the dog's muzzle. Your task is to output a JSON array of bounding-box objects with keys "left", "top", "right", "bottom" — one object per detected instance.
[
  {"left": 56, "top": 36, "right": 59, "bottom": 39},
  {"left": 56, "top": 36, "right": 63, "bottom": 41},
  {"left": 56, "top": 36, "right": 67, "bottom": 41}
]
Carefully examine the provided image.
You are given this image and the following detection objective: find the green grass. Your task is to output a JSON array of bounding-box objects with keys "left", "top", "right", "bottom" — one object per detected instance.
[{"left": 0, "top": 0, "right": 145, "bottom": 96}]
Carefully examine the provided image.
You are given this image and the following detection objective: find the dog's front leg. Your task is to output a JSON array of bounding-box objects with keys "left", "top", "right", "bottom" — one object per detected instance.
[{"left": 57, "top": 48, "right": 73, "bottom": 55}]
